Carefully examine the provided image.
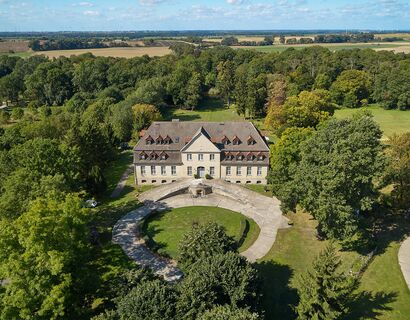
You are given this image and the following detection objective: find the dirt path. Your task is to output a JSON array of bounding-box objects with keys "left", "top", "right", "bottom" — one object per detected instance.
[{"left": 110, "top": 165, "right": 133, "bottom": 199}]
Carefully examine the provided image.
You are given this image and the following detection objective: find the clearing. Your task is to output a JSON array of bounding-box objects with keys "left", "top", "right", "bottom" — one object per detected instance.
[
  {"left": 141, "top": 206, "right": 260, "bottom": 259},
  {"left": 334, "top": 105, "right": 410, "bottom": 138},
  {"left": 161, "top": 97, "right": 244, "bottom": 122}
]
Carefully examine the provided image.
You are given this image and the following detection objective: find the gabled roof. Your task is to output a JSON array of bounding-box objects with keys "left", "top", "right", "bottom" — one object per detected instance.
[
  {"left": 180, "top": 126, "right": 219, "bottom": 153},
  {"left": 134, "top": 121, "right": 269, "bottom": 152}
]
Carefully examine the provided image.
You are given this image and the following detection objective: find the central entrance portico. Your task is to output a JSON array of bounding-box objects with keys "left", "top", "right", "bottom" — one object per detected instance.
[{"left": 197, "top": 166, "right": 205, "bottom": 178}]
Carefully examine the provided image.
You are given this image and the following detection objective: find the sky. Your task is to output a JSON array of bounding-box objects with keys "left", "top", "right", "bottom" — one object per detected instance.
[{"left": 0, "top": 0, "right": 409, "bottom": 31}]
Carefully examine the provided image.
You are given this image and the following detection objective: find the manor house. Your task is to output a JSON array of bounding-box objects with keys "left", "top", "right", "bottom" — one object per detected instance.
[{"left": 133, "top": 120, "right": 270, "bottom": 185}]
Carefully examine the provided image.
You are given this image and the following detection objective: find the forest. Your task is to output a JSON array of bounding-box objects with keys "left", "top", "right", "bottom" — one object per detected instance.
[{"left": 0, "top": 45, "right": 409, "bottom": 319}]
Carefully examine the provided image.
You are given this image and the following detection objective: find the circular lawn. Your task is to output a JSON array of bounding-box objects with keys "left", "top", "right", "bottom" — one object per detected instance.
[{"left": 141, "top": 206, "right": 260, "bottom": 260}]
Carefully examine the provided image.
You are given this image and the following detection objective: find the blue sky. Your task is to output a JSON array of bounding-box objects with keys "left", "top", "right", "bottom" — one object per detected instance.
[{"left": 0, "top": 0, "right": 409, "bottom": 31}]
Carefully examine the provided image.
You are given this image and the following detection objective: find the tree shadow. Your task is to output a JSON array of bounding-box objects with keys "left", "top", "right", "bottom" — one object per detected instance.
[
  {"left": 342, "top": 207, "right": 410, "bottom": 257},
  {"left": 237, "top": 219, "right": 250, "bottom": 248},
  {"left": 140, "top": 209, "right": 170, "bottom": 254},
  {"left": 346, "top": 291, "right": 398, "bottom": 320},
  {"left": 255, "top": 261, "right": 297, "bottom": 320}
]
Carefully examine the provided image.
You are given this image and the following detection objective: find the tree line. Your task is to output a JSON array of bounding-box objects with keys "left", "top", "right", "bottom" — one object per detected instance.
[{"left": 0, "top": 45, "right": 409, "bottom": 118}]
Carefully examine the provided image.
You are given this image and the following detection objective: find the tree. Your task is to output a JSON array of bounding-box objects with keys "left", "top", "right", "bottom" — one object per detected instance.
[
  {"left": 179, "top": 222, "right": 236, "bottom": 267},
  {"left": 295, "top": 112, "right": 385, "bottom": 239},
  {"left": 384, "top": 132, "right": 410, "bottom": 209},
  {"left": 265, "top": 74, "right": 287, "bottom": 130},
  {"left": 132, "top": 103, "right": 162, "bottom": 132},
  {"left": 0, "top": 110, "right": 10, "bottom": 125},
  {"left": 199, "top": 305, "right": 260, "bottom": 320},
  {"left": 330, "top": 70, "right": 371, "bottom": 108},
  {"left": 279, "top": 35, "right": 286, "bottom": 44},
  {"left": 186, "top": 72, "right": 202, "bottom": 110},
  {"left": 0, "top": 193, "right": 91, "bottom": 320},
  {"left": 73, "top": 57, "right": 110, "bottom": 93},
  {"left": 216, "top": 60, "right": 235, "bottom": 105},
  {"left": 268, "top": 127, "right": 314, "bottom": 211},
  {"left": 294, "top": 243, "right": 357, "bottom": 320},
  {"left": 11, "top": 107, "right": 24, "bottom": 120},
  {"left": 116, "top": 280, "right": 177, "bottom": 320},
  {"left": 221, "top": 37, "right": 239, "bottom": 46},
  {"left": 268, "top": 89, "right": 334, "bottom": 135},
  {"left": 110, "top": 104, "right": 133, "bottom": 142},
  {"left": 177, "top": 252, "right": 260, "bottom": 319}
]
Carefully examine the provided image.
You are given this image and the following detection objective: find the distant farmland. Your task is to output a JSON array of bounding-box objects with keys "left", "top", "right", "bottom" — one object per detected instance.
[
  {"left": 235, "top": 42, "right": 409, "bottom": 53},
  {"left": 34, "top": 46, "right": 172, "bottom": 58}
]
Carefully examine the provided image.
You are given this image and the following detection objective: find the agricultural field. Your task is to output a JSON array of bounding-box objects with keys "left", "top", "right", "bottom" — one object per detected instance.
[
  {"left": 34, "top": 46, "right": 172, "bottom": 58},
  {"left": 0, "top": 39, "right": 30, "bottom": 53}
]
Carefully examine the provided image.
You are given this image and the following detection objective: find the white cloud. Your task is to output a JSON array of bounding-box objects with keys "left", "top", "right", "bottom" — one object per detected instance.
[
  {"left": 139, "top": 0, "right": 167, "bottom": 5},
  {"left": 72, "top": 2, "right": 94, "bottom": 7},
  {"left": 83, "top": 10, "right": 99, "bottom": 16}
]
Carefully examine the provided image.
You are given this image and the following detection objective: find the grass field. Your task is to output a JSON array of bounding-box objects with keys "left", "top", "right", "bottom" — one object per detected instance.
[
  {"left": 142, "top": 206, "right": 260, "bottom": 259},
  {"left": 334, "top": 105, "right": 410, "bottom": 138},
  {"left": 237, "top": 42, "right": 403, "bottom": 53},
  {"left": 258, "top": 211, "right": 410, "bottom": 320},
  {"left": 161, "top": 97, "right": 244, "bottom": 122}
]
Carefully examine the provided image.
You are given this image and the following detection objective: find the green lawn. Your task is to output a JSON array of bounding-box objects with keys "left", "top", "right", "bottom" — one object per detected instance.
[
  {"left": 334, "top": 105, "right": 410, "bottom": 138},
  {"left": 0, "top": 51, "right": 33, "bottom": 58},
  {"left": 103, "top": 150, "right": 133, "bottom": 197},
  {"left": 161, "top": 96, "right": 244, "bottom": 122},
  {"left": 240, "top": 43, "right": 401, "bottom": 53},
  {"left": 142, "top": 206, "right": 260, "bottom": 259},
  {"left": 257, "top": 211, "right": 410, "bottom": 320}
]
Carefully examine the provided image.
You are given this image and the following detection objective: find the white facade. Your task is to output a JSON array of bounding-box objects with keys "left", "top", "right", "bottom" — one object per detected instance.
[{"left": 134, "top": 122, "right": 270, "bottom": 185}]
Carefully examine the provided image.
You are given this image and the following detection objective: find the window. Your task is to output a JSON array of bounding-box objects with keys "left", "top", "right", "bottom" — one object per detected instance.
[
  {"left": 258, "top": 155, "right": 264, "bottom": 161},
  {"left": 210, "top": 154, "right": 215, "bottom": 161},
  {"left": 141, "top": 166, "right": 146, "bottom": 176},
  {"left": 226, "top": 166, "right": 231, "bottom": 176},
  {"left": 140, "top": 153, "right": 147, "bottom": 160},
  {"left": 247, "top": 166, "right": 252, "bottom": 176},
  {"left": 161, "top": 166, "right": 166, "bottom": 175},
  {"left": 198, "top": 153, "right": 204, "bottom": 161},
  {"left": 160, "top": 153, "right": 167, "bottom": 160},
  {"left": 187, "top": 153, "right": 192, "bottom": 161},
  {"left": 236, "top": 166, "right": 242, "bottom": 176},
  {"left": 210, "top": 166, "right": 215, "bottom": 176},
  {"left": 257, "top": 167, "right": 262, "bottom": 176},
  {"left": 187, "top": 166, "right": 192, "bottom": 176},
  {"left": 171, "top": 166, "right": 176, "bottom": 176},
  {"left": 151, "top": 166, "right": 156, "bottom": 175}
]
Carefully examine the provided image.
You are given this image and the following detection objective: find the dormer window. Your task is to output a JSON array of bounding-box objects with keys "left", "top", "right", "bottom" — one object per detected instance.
[
  {"left": 222, "top": 135, "right": 230, "bottom": 145},
  {"left": 246, "top": 153, "right": 254, "bottom": 161},
  {"left": 163, "top": 135, "right": 172, "bottom": 144},
  {"left": 236, "top": 153, "right": 244, "bottom": 161},
  {"left": 146, "top": 135, "right": 154, "bottom": 145},
  {"left": 247, "top": 136, "right": 256, "bottom": 145},
  {"left": 159, "top": 151, "right": 168, "bottom": 160},
  {"left": 140, "top": 152, "right": 148, "bottom": 160},
  {"left": 156, "top": 135, "right": 163, "bottom": 145},
  {"left": 224, "top": 152, "right": 233, "bottom": 161},
  {"left": 257, "top": 153, "right": 265, "bottom": 161},
  {"left": 232, "top": 136, "right": 241, "bottom": 145},
  {"left": 149, "top": 151, "right": 157, "bottom": 160}
]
